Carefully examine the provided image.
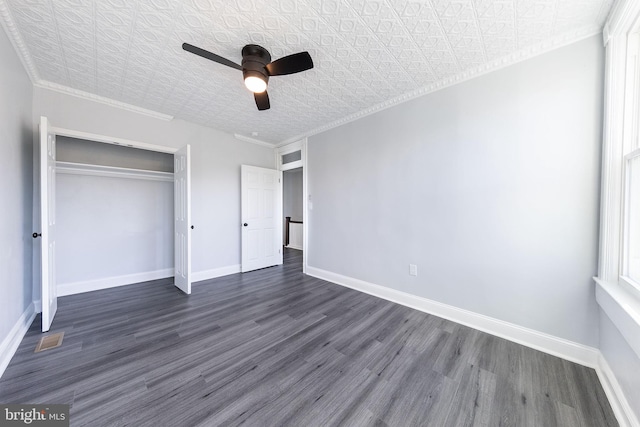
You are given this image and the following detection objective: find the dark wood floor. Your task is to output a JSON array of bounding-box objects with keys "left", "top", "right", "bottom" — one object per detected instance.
[{"left": 0, "top": 249, "right": 617, "bottom": 426}]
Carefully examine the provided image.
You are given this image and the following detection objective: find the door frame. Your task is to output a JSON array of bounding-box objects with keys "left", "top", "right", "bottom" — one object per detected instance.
[
  {"left": 276, "top": 138, "right": 308, "bottom": 274},
  {"left": 34, "top": 123, "right": 187, "bottom": 315},
  {"left": 51, "top": 127, "right": 177, "bottom": 154}
]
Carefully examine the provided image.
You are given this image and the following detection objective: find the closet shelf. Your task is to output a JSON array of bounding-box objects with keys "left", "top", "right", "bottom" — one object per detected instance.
[{"left": 56, "top": 161, "right": 174, "bottom": 182}]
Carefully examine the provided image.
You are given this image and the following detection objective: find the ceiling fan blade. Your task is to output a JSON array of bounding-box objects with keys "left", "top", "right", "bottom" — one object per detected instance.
[
  {"left": 182, "top": 43, "right": 242, "bottom": 70},
  {"left": 254, "top": 91, "right": 270, "bottom": 111},
  {"left": 266, "top": 52, "right": 313, "bottom": 76}
]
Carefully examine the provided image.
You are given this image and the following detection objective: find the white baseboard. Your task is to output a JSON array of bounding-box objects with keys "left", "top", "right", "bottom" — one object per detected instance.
[
  {"left": 0, "top": 302, "right": 36, "bottom": 379},
  {"left": 596, "top": 353, "right": 640, "bottom": 427},
  {"left": 285, "top": 245, "right": 303, "bottom": 251},
  {"left": 306, "top": 266, "right": 600, "bottom": 368},
  {"left": 58, "top": 268, "right": 174, "bottom": 297},
  {"left": 53, "top": 264, "right": 241, "bottom": 298},
  {"left": 192, "top": 264, "right": 241, "bottom": 283}
]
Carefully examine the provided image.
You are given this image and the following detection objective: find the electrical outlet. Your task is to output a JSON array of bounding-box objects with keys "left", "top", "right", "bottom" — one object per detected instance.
[{"left": 409, "top": 264, "right": 418, "bottom": 276}]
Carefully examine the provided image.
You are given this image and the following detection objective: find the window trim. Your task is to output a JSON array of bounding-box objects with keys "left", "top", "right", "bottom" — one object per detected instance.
[
  {"left": 621, "top": 148, "right": 640, "bottom": 293},
  {"left": 596, "top": 0, "right": 640, "bottom": 361}
]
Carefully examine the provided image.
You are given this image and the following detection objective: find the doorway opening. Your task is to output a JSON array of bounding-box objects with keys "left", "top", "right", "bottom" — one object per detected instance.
[
  {"left": 283, "top": 167, "right": 303, "bottom": 251},
  {"left": 283, "top": 167, "right": 303, "bottom": 270},
  {"left": 277, "top": 140, "right": 307, "bottom": 273},
  {"left": 55, "top": 135, "right": 175, "bottom": 297}
]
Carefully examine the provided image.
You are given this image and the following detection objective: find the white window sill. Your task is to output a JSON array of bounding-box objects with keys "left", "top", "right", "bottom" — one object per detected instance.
[{"left": 595, "top": 277, "right": 640, "bottom": 359}]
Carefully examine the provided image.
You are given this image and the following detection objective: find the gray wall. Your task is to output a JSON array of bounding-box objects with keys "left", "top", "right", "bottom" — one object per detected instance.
[
  {"left": 0, "top": 27, "right": 33, "bottom": 349},
  {"left": 284, "top": 168, "right": 303, "bottom": 221},
  {"left": 32, "top": 86, "right": 274, "bottom": 301},
  {"left": 55, "top": 137, "right": 174, "bottom": 286},
  {"left": 56, "top": 174, "right": 174, "bottom": 285},
  {"left": 308, "top": 36, "right": 604, "bottom": 347},
  {"left": 283, "top": 168, "right": 303, "bottom": 243}
]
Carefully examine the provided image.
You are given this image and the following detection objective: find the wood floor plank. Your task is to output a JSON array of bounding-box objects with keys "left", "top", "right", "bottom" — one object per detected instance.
[
  {"left": 443, "top": 364, "right": 497, "bottom": 427},
  {"left": 0, "top": 249, "right": 618, "bottom": 426}
]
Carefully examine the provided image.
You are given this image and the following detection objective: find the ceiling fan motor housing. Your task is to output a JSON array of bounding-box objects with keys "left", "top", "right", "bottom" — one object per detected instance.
[{"left": 241, "top": 44, "right": 271, "bottom": 85}]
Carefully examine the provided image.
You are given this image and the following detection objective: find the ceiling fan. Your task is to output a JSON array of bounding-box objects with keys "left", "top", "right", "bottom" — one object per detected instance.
[{"left": 182, "top": 42, "right": 314, "bottom": 111}]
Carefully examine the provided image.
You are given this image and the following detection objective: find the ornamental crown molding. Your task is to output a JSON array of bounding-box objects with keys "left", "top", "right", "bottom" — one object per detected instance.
[
  {"left": 282, "top": 25, "right": 603, "bottom": 145},
  {"left": 35, "top": 81, "right": 174, "bottom": 121},
  {"left": 603, "top": 0, "right": 640, "bottom": 44},
  {"left": 233, "top": 133, "right": 275, "bottom": 148},
  {"left": 0, "top": 0, "right": 38, "bottom": 83}
]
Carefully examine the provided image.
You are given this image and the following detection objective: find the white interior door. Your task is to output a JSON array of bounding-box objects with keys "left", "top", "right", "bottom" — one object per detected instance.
[
  {"left": 174, "top": 144, "right": 191, "bottom": 294},
  {"left": 241, "top": 165, "right": 282, "bottom": 272},
  {"left": 40, "top": 116, "right": 57, "bottom": 332}
]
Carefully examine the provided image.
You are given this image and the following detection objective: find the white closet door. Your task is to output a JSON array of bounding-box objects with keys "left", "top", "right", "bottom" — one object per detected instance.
[
  {"left": 174, "top": 144, "right": 191, "bottom": 294},
  {"left": 40, "top": 116, "right": 57, "bottom": 332},
  {"left": 241, "top": 165, "right": 282, "bottom": 272}
]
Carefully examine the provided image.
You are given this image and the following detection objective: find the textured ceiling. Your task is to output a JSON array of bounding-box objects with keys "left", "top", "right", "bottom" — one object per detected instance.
[{"left": 0, "top": 0, "right": 613, "bottom": 145}]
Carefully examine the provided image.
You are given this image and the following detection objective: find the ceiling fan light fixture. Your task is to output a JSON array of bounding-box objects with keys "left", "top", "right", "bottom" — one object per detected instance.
[
  {"left": 183, "top": 42, "right": 313, "bottom": 110},
  {"left": 244, "top": 75, "right": 267, "bottom": 93}
]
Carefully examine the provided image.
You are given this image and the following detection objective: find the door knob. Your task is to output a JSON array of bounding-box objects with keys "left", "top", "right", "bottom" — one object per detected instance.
[
  {"left": 32, "top": 232, "right": 41, "bottom": 238},
  {"left": 243, "top": 223, "right": 248, "bottom": 227},
  {"left": 191, "top": 225, "right": 194, "bottom": 229}
]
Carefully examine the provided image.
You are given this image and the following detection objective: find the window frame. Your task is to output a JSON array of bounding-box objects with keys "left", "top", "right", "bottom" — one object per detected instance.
[
  {"left": 621, "top": 148, "right": 640, "bottom": 292},
  {"left": 616, "top": 23, "right": 640, "bottom": 297},
  {"left": 596, "top": 0, "right": 640, "bottom": 363}
]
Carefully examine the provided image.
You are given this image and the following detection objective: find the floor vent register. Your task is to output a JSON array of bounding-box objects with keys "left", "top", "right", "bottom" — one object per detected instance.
[{"left": 34, "top": 332, "right": 64, "bottom": 353}]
